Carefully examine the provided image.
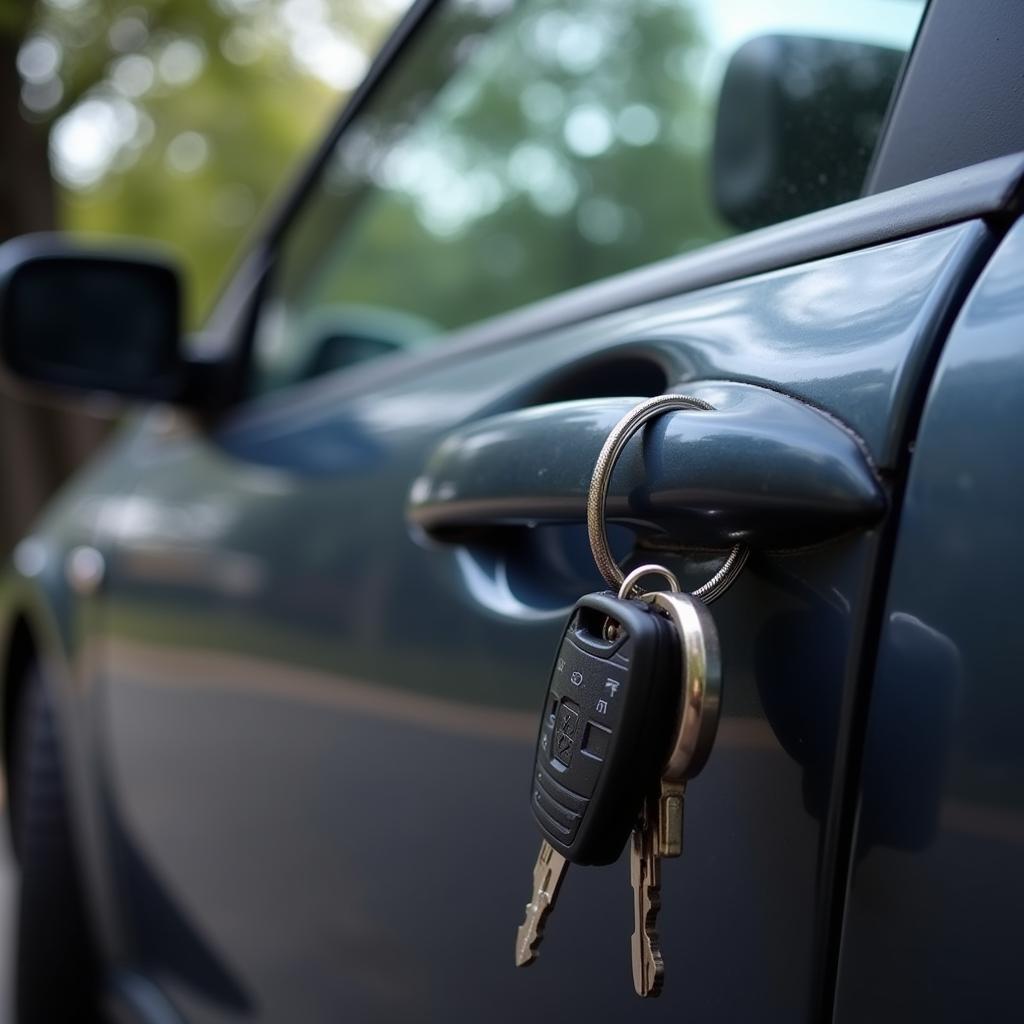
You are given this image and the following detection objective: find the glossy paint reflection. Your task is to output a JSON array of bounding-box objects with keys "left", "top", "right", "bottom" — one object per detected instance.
[
  {"left": 225, "top": 222, "right": 986, "bottom": 473},
  {"left": 836, "top": 218, "right": 1024, "bottom": 1021}
]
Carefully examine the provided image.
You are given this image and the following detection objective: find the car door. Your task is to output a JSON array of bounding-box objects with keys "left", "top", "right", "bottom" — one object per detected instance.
[{"left": 84, "top": 0, "right": 1013, "bottom": 1021}]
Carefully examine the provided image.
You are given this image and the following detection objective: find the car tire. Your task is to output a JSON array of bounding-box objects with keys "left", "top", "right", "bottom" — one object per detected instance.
[{"left": 9, "top": 664, "right": 103, "bottom": 1024}]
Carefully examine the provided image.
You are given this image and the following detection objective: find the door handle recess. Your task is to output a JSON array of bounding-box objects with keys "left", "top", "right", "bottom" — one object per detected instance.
[{"left": 408, "top": 381, "right": 885, "bottom": 550}]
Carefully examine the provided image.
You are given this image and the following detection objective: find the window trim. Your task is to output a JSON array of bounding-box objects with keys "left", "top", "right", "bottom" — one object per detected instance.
[
  {"left": 260, "top": 0, "right": 443, "bottom": 252},
  {"left": 867, "top": 0, "right": 1024, "bottom": 195}
]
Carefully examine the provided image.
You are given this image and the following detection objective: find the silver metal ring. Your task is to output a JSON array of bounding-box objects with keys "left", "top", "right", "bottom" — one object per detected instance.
[
  {"left": 587, "top": 395, "right": 749, "bottom": 603},
  {"left": 617, "top": 564, "right": 680, "bottom": 600}
]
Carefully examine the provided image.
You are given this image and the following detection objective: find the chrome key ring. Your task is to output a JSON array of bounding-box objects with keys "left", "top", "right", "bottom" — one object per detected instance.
[
  {"left": 587, "top": 395, "right": 749, "bottom": 603},
  {"left": 617, "top": 563, "right": 680, "bottom": 599}
]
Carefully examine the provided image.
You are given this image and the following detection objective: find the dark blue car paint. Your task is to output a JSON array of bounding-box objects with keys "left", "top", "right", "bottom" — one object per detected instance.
[
  {"left": 0, "top": 218, "right": 996, "bottom": 1022},
  {"left": 835, "top": 216, "right": 1024, "bottom": 1022}
]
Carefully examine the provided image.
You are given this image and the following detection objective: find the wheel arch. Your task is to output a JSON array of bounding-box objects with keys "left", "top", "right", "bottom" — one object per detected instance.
[
  {"left": 1, "top": 564, "right": 82, "bottom": 866},
  {"left": 2, "top": 612, "right": 40, "bottom": 790}
]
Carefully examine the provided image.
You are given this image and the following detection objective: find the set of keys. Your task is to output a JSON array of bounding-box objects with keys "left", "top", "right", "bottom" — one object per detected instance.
[{"left": 514, "top": 394, "right": 745, "bottom": 997}]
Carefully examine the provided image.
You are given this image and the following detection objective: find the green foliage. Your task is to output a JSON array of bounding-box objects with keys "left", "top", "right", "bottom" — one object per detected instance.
[
  {"left": 259, "top": 0, "right": 734, "bottom": 386},
  {"left": 15, "top": 0, "right": 404, "bottom": 324},
  {"left": 0, "top": 1, "right": 31, "bottom": 36},
  {"left": 325, "top": 0, "right": 731, "bottom": 329}
]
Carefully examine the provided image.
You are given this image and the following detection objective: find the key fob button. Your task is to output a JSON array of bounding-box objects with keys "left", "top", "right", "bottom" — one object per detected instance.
[
  {"left": 552, "top": 699, "right": 580, "bottom": 767},
  {"left": 535, "top": 768, "right": 588, "bottom": 815},
  {"left": 532, "top": 786, "right": 581, "bottom": 839},
  {"left": 551, "top": 645, "right": 628, "bottom": 726}
]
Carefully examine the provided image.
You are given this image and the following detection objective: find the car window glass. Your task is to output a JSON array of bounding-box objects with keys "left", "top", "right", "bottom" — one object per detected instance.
[{"left": 252, "top": 0, "right": 926, "bottom": 394}]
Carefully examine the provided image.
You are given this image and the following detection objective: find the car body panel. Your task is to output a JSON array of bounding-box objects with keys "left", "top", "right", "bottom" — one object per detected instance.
[
  {"left": 0, "top": 425, "right": 174, "bottom": 965},
  {"left": 48, "top": 221, "right": 988, "bottom": 1022},
  {"left": 835, "top": 216, "right": 1024, "bottom": 1022}
]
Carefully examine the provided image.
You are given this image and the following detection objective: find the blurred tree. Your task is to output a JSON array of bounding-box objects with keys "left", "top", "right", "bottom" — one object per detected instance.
[
  {"left": 6, "top": 0, "right": 401, "bottom": 318},
  {"left": 259, "top": 0, "right": 730, "bottom": 391},
  {"left": 0, "top": 0, "right": 405, "bottom": 552},
  {"left": 323, "top": 0, "right": 727, "bottom": 328},
  {"left": 0, "top": 3, "right": 51, "bottom": 234}
]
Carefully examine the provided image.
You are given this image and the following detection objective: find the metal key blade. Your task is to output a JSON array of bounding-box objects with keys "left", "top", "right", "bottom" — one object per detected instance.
[
  {"left": 630, "top": 799, "right": 664, "bottom": 997},
  {"left": 515, "top": 840, "right": 569, "bottom": 967},
  {"left": 657, "top": 779, "right": 686, "bottom": 858}
]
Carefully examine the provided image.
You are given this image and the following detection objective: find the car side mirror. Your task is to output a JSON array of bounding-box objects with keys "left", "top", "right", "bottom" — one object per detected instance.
[
  {"left": 0, "top": 234, "right": 185, "bottom": 401},
  {"left": 713, "top": 35, "right": 905, "bottom": 231}
]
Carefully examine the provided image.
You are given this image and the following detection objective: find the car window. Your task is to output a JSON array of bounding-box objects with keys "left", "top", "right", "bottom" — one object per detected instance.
[{"left": 252, "top": 0, "right": 926, "bottom": 394}]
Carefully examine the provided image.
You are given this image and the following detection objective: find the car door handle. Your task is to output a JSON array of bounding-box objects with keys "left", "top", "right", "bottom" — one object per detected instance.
[{"left": 408, "top": 381, "right": 885, "bottom": 550}]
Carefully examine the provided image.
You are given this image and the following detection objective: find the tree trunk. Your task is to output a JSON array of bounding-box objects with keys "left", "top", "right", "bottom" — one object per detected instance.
[
  {"left": 0, "top": 30, "right": 110, "bottom": 555},
  {"left": 0, "top": 33, "right": 55, "bottom": 237}
]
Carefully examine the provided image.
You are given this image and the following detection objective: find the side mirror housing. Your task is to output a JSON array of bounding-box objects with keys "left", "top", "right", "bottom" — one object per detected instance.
[
  {"left": 0, "top": 234, "right": 185, "bottom": 401},
  {"left": 713, "top": 35, "right": 905, "bottom": 231}
]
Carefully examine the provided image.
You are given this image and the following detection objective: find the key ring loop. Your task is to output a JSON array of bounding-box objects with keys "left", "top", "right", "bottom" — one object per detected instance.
[
  {"left": 617, "top": 564, "right": 680, "bottom": 600},
  {"left": 587, "top": 394, "right": 749, "bottom": 603}
]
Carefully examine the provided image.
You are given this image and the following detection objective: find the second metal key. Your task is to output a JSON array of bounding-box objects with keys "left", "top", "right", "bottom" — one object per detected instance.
[{"left": 629, "top": 587, "right": 722, "bottom": 997}]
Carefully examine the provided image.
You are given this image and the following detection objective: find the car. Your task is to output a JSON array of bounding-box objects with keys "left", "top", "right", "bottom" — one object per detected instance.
[{"left": 2, "top": 0, "right": 1024, "bottom": 1021}]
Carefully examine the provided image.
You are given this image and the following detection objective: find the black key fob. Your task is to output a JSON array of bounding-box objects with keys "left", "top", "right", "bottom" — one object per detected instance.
[{"left": 530, "top": 592, "right": 681, "bottom": 866}]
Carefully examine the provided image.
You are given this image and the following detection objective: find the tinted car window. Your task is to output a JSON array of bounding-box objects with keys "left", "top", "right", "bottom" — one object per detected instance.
[{"left": 253, "top": 0, "right": 926, "bottom": 394}]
